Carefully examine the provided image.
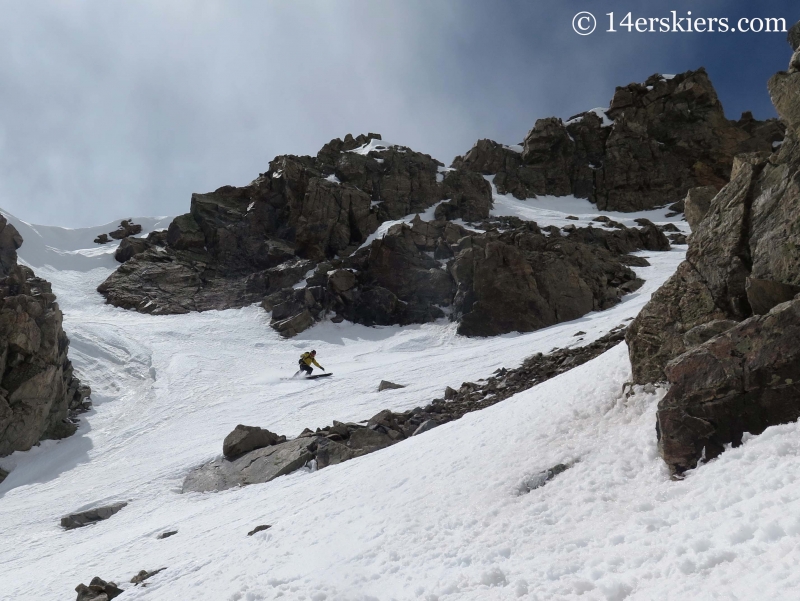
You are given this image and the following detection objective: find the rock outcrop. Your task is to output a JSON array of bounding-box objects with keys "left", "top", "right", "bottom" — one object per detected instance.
[
  {"left": 98, "top": 134, "right": 492, "bottom": 315},
  {"left": 94, "top": 220, "right": 142, "bottom": 244},
  {"left": 222, "top": 424, "right": 285, "bottom": 458},
  {"left": 0, "top": 216, "right": 90, "bottom": 457},
  {"left": 628, "top": 34, "right": 800, "bottom": 384},
  {"left": 658, "top": 299, "right": 800, "bottom": 475},
  {"left": 454, "top": 70, "right": 784, "bottom": 212},
  {"left": 75, "top": 577, "right": 124, "bottom": 601},
  {"left": 61, "top": 502, "right": 128, "bottom": 530},
  {"left": 263, "top": 215, "right": 667, "bottom": 338},
  {"left": 625, "top": 24, "right": 800, "bottom": 473},
  {"left": 97, "top": 124, "right": 679, "bottom": 339}
]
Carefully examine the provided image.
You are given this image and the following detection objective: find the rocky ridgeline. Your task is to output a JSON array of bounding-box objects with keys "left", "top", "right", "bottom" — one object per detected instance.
[
  {"left": 627, "top": 23, "right": 800, "bottom": 475},
  {"left": 0, "top": 216, "right": 89, "bottom": 460},
  {"left": 98, "top": 129, "right": 672, "bottom": 337},
  {"left": 182, "top": 327, "right": 627, "bottom": 493},
  {"left": 454, "top": 69, "right": 784, "bottom": 212}
]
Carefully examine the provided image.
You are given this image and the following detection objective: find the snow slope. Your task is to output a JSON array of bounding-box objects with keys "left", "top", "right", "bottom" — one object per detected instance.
[
  {"left": 2, "top": 204, "right": 797, "bottom": 600},
  {"left": 0, "top": 212, "right": 173, "bottom": 272}
]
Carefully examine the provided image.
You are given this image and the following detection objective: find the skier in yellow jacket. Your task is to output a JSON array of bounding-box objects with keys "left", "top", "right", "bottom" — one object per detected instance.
[{"left": 297, "top": 350, "right": 325, "bottom": 376}]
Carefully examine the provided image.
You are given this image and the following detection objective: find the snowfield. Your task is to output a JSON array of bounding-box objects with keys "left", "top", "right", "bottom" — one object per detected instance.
[{"left": 2, "top": 204, "right": 800, "bottom": 600}]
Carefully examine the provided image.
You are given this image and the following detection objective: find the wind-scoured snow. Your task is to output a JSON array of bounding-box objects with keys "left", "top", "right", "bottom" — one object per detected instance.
[
  {"left": 348, "top": 138, "right": 400, "bottom": 156},
  {"left": 2, "top": 201, "right": 795, "bottom": 600}
]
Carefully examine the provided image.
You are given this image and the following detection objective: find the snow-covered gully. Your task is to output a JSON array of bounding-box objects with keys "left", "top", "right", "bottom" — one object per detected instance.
[{"left": 1, "top": 193, "right": 797, "bottom": 600}]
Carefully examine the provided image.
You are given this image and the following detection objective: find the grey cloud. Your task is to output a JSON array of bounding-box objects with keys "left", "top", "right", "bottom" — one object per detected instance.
[{"left": 0, "top": 0, "right": 794, "bottom": 226}]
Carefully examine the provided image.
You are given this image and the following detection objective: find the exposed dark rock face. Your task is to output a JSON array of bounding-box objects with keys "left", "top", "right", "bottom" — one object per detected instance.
[
  {"left": 658, "top": 299, "right": 800, "bottom": 475},
  {"left": 628, "top": 36, "right": 800, "bottom": 384},
  {"left": 98, "top": 133, "right": 492, "bottom": 315},
  {"left": 449, "top": 225, "right": 649, "bottom": 337},
  {"left": 264, "top": 215, "right": 666, "bottom": 338},
  {"left": 0, "top": 216, "right": 90, "bottom": 457},
  {"left": 61, "top": 502, "right": 128, "bottom": 530},
  {"left": 683, "top": 185, "right": 718, "bottom": 230},
  {"left": 75, "top": 577, "right": 124, "bottom": 601},
  {"left": 182, "top": 327, "right": 627, "bottom": 493},
  {"left": 454, "top": 70, "right": 784, "bottom": 212},
  {"left": 625, "top": 27, "right": 800, "bottom": 474},
  {"left": 222, "top": 424, "right": 285, "bottom": 458}
]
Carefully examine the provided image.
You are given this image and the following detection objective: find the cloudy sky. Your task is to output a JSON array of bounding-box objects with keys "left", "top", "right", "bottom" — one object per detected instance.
[{"left": 0, "top": 0, "right": 797, "bottom": 226}]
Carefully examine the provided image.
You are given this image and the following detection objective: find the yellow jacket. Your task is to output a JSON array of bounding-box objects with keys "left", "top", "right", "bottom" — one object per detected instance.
[{"left": 300, "top": 352, "right": 322, "bottom": 368}]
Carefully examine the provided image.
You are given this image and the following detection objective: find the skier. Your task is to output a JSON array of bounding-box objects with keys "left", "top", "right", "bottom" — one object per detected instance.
[{"left": 297, "top": 350, "right": 325, "bottom": 377}]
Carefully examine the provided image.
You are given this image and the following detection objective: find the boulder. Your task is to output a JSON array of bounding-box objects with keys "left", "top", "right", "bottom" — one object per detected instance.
[
  {"left": 114, "top": 237, "right": 151, "bottom": 263},
  {"left": 75, "top": 577, "right": 124, "bottom": 601},
  {"left": 412, "top": 420, "right": 438, "bottom": 436},
  {"left": 247, "top": 524, "right": 272, "bottom": 536},
  {"left": 314, "top": 437, "right": 357, "bottom": 469},
  {"left": 61, "top": 502, "right": 128, "bottom": 530},
  {"left": 130, "top": 568, "right": 166, "bottom": 585},
  {"left": 182, "top": 437, "right": 318, "bottom": 493},
  {"left": 658, "top": 299, "right": 800, "bottom": 475},
  {"left": 222, "top": 424, "right": 285, "bottom": 458},
  {"left": 347, "top": 427, "right": 394, "bottom": 455},
  {"left": 108, "top": 220, "right": 143, "bottom": 240},
  {"left": 683, "top": 185, "right": 718, "bottom": 229},
  {"left": 377, "top": 380, "right": 405, "bottom": 391}
]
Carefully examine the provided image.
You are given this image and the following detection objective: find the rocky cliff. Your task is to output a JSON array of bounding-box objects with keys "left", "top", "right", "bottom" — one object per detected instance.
[
  {"left": 626, "top": 23, "right": 800, "bottom": 474},
  {"left": 453, "top": 69, "right": 784, "bottom": 212},
  {"left": 98, "top": 134, "right": 492, "bottom": 315},
  {"left": 98, "top": 130, "right": 672, "bottom": 338},
  {"left": 263, "top": 215, "right": 667, "bottom": 337},
  {"left": 0, "top": 216, "right": 89, "bottom": 458}
]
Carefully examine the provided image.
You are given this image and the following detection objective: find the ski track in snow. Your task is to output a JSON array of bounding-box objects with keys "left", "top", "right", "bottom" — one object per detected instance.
[{"left": 2, "top": 206, "right": 799, "bottom": 600}]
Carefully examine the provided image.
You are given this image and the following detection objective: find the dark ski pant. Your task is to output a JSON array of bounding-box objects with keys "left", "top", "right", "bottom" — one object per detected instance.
[{"left": 298, "top": 362, "right": 313, "bottom": 375}]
